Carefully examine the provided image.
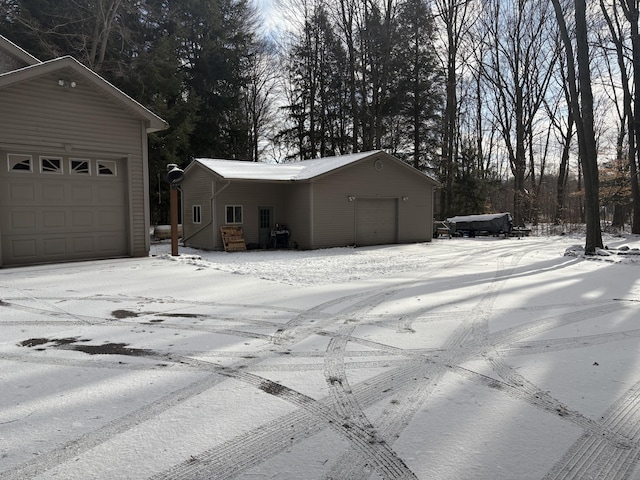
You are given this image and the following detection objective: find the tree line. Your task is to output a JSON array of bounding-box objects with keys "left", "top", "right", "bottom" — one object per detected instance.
[{"left": 2, "top": 0, "right": 640, "bottom": 253}]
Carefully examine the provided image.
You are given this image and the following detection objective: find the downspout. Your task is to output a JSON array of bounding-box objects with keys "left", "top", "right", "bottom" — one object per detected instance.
[
  {"left": 181, "top": 180, "right": 231, "bottom": 244},
  {"left": 309, "top": 182, "right": 314, "bottom": 249}
]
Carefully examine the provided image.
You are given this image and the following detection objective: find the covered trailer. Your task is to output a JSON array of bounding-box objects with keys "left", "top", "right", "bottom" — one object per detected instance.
[{"left": 446, "top": 213, "right": 513, "bottom": 237}]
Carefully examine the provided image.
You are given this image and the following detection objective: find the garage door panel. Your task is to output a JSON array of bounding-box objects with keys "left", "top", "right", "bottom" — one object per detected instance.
[
  {"left": 72, "top": 210, "right": 94, "bottom": 227},
  {"left": 1, "top": 157, "right": 128, "bottom": 266},
  {"left": 99, "top": 234, "right": 126, "bottom": 253},
  {"left": 71, "top": 184, "right": 93, "bottom": 202},
  {"left": 42, "top": 183, "right": 66, "bottom": 201},
  {"left": 99, "top": 212, "right": 123, "bottom": 230},
  {"left": 11, "top": 239, "right": 37, "bottom": 258},
  {"left": 9, "top": 183, "right": 35, "bottom": 202},
  {"left": 43, "top": 238, "right": 67, "bottom": 256},
  {"left": 356, "top": 198, "right": 397, "bottom": 246},
  {"left": 43, "top": 211, "right": 66, "bottom": 228},
  {"left": 97, "top": 183, "right": 123, "bottom": 203},
  {"left": 11, "top": 211, "right": 36, "bottom": 230},
  {"left": 73, "top": 237, "right": 94, "bottom": 253}
]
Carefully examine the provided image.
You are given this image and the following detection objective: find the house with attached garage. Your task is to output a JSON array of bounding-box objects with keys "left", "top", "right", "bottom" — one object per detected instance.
[
  {"left": 181, "top": 150, "right": 440, "bottom": 251},
  {"left": 0, "top": 34, "right": 168, "bottom": 267}
]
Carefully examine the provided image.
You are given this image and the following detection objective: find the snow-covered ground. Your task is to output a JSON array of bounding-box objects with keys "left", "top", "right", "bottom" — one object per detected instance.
[{"left": 1, "top": 233, "right": 640, "bottom": 480}]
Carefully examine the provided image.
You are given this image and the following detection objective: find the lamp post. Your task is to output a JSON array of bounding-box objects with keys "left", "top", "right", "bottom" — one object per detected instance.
[{"left": 165, "top": 164, "right": 185, "bottom": 256}]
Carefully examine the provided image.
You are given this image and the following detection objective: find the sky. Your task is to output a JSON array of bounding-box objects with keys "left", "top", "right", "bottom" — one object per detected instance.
[
  {"left": 255, "top": 0, "right": 287, "bottom": 39},
  {"left": 1, "top": 233, "right": 640, "bottom": 479}
]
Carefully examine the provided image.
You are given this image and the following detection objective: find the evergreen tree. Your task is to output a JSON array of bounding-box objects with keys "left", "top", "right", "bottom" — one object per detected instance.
[
  {"left": 0, "top": 0, "right": 264, "bottom": 223},
  {"left": 280, "top": 0, "right": 443, "bottom": 165},
  {"left": 391, "top": 0, "right": 443, "bottom": 170},
  {"left": 280, "top": 4, "right": 350, "bottom": 159}
]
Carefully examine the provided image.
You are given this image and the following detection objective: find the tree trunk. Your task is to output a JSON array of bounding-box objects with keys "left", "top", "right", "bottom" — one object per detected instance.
[
  {"left": 625, "top": 1, "right": 640, "bottom": 233},
  {"left": 552, "top": 0, "right": 603, "bottom": 253},
  {"left": 555, "top": 115, "right": 573, "bottom": 224}
]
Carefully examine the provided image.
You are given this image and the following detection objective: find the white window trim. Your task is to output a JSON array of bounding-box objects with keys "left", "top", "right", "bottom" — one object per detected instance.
[
  {"left": 70, "top": 158, "right": 91, "bottom": 175},
  {"left": 225, "top": 205, "right": 243, "bottom": 224},
  {"left": 7, "top": 153, "right": 33, "bottom": 173},
  {"left": 192, "top": 205, "right": 202, "bottom": 224},
  {"left": 40, "top": 156, "right": 63, "bottom": 174},
  {"left": 97, "top": 160, "right": 117, "bottom": 176}
]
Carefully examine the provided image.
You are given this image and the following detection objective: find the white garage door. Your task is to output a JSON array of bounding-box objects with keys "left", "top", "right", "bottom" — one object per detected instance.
[
  {"left": 355, "top": 198, "right": 398, "bottom": 246},
  {"left": 1, "top": 154, "right": 128, "bottom": 266}
]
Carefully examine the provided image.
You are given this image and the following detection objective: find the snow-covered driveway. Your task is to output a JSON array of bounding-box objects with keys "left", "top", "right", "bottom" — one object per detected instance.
[{"left": 1, "top": 235, "right": 640, "bottom": 479}]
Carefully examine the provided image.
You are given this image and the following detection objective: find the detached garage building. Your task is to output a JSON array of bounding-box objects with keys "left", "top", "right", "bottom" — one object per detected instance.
[
  {"left": 0, "top": 35, "right": 167, "bottom": 267},
  {"left": 181, "top": 151, "right": 439, "bottom": 251}
]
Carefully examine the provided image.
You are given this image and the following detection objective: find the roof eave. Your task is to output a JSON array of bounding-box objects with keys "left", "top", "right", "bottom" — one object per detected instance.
[{"left": 0, "top": 34, "right": 41, "bottom": 66}]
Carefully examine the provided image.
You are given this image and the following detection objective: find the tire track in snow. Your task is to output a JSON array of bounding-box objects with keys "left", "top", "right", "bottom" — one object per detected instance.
[
  {"left": 270, "top": 287, "right": 395, "bottom": 345},
  {"left": 0, "top": 372, "right": 224, "bottom": 480},
  {"left": 320, "top": 250, "right": 526, "bottom": 479},
  {"left": 5, "top": 240, "right": 640, "bottom": 479},
  {"left": 126, "top": 248, "right": 640, "bottom": 479},
  {"left": 543, "top": 379, "right": 640, "bottom": 480},
  {"left": 153, "top": 276, "right": 445, "bottom": 479},
  {"left": 499, "top": 327, "right": 640, "bottom": 356},
  {"left": 478, "top": 357, "right": 633, "bottom": 447},
  {"left": 151, "top": 359, "right": 429, "bottom": 480},
  {"left": 322, "top": 288, "right": 418, "bottom": 479},
  {"left": 489, "top": 302, "right": 632, "bottom": 351},
  {"left": 3, "top": 286, "right": 416, "bottom": 479},
  {"left": 323, "top": 359, "right": 447, "bottom": 480},
  {"left": 0, "top": 289, "right": 378, "bottom": 479},
  {"left": 319, "top": 251, "right": 639, "bottom": 480}
]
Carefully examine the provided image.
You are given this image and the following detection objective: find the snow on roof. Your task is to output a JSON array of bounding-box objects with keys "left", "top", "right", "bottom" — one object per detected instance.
[
  {"left": 447, "top": 213, "right": 512, "bottom": 223},
  {"left": 193, "top": 151, "right": 381, "bottom": 181}
]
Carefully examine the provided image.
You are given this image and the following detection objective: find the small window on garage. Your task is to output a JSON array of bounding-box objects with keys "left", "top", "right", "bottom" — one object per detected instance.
[
  {"left": 70, "top": 158, "right": 91, "bottom": 175},
  {"left": 7, "top": 154, "right": 32, "bottom": 172},
  {"left": 97, "top": 160, "right": 117, "bottom": 176},
  {"left": 226, "top": 205, "right": 243, "bottom": 224},
  {"left": 193, "top": 205, "right": 202, "bottom": 224},
  {"left": 40, "top": 156, "right": 63, "bottom": 174}
]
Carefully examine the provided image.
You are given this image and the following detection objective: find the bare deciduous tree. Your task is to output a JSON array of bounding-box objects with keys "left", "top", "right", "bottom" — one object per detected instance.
[
  {"left": 479, "top": 0, "right": 559, "bottom": 227},
  {"left": 552, "top": 0, "right": 603, "bottom": 253},
  {"left": 432, "top": 0, "right": 475, "bottom": 218}
]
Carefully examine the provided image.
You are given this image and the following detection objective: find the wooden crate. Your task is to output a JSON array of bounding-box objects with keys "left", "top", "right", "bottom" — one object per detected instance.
[{"left": 220, "top": 226, "right": 246, "bottom": 252}]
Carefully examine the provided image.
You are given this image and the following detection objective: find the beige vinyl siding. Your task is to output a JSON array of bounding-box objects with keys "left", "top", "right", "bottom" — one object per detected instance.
[
  {"left": 181, "top": 165, "right": 216, "bottom": 250},
  {"left": 128, "top": 127, "right": 147, "bottom": 256},
  {"left": 213, "top": 182, "right": 285, "bottom": 248},
  {"left": 1, "top": 71, "right": 143, "bottom": 154},
  {"left": 281, "top": 183, "right": 312, "bottom": 249},
  {"left": 311, "top": 154, "right": 433, "bottom": 248},
  {"left": 0, "top": 69, "right": 149, "bottom": 259}
]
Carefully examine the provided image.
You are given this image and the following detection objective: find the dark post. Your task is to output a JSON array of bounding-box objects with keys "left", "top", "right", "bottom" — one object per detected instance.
[
  {"left": 170, "top": 185, "right": 179, "bottom": 256},
  {"left": 165, "top": 164, "right": 185, "bottom": 257}
]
